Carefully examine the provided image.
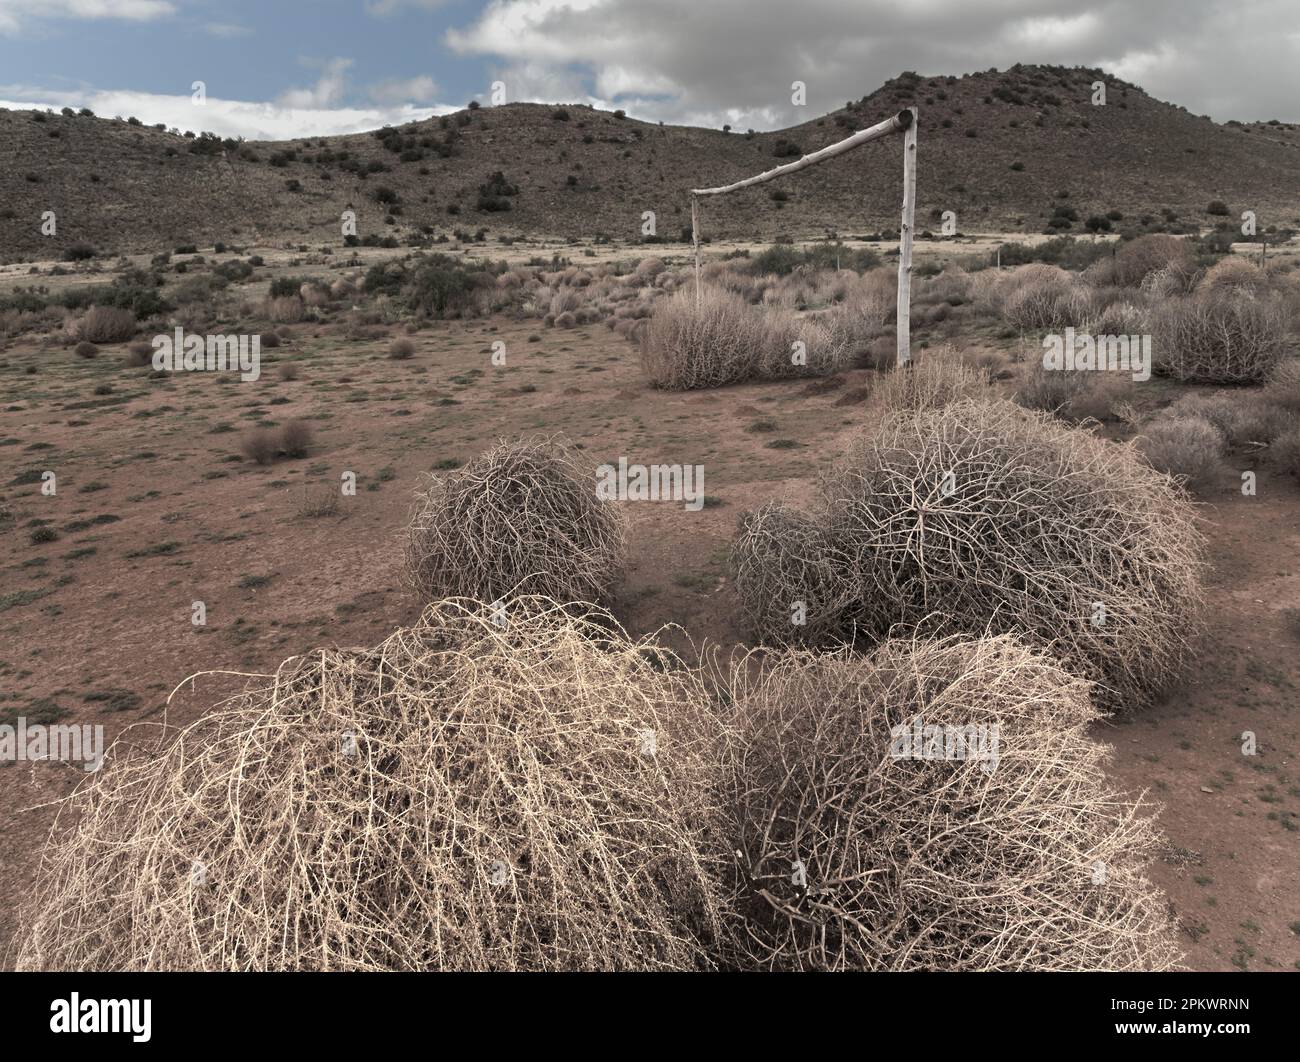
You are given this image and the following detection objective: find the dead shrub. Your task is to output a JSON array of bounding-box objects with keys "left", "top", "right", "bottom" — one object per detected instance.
[
  {"left": 869, "top": 346, "right": 991, "bottom": 416},
  {"left": 406, "top": 437, "right": 626, "bottom": 604},
  {"left": 240, "top": 427, "right": 279, "bottom": 465},
  {"left": 126, "top": 342, "right": 154, "bottom": 367},
  {"left": 278, "top": 419, "right": 312, "bottom": 458},
  {"left": 1263, "top": 360, "right": 1300, "bottom": 413},
  {"left": 264, "top": 296, "right": 305, "bottom": 324},
  {"left": 1014, "top": 361, "right": 1092, "bottom": 414},
  {"left": 75, "top": 305, "right": 137, "bottom": 343},
  {"left": 1001, "top": 265, "right": 1088, "bottom": 332},
  {"left": 13, "top": 598, "right": 726, "bottom": 970},
  {"left": 635, "top": 257, "right": 666, "bottom": 279},
  {"left": 1151, "top": 292, "right": 1288, "bottom": 383},
  {"left": 1271, "top": 427, "right": 1300, "bottom": 477},
  {"left": 240, "top": 421, "right": 311, "bottom": 465},
  {"left": 723, "top": 635, "right": 1180, "bottom": 970},
  {"left": 1197, "top": 257, "right": 1274, "bottom": 299},
  {"left": 1137, "top": 416, "right": 1224, "bottom": 491},
  {"left": 1109, "top": 234, "right": 1196, "bottom": 288},
  {"left": 730, "top": 399, "right": 1206, "bottom": 710},
  {"left": 641, "top": 286, "right": 763, "bottom": 389}
]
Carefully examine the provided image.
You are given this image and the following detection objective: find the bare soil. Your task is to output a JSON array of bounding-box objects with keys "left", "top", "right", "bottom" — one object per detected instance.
[{"left": 1, "top": 290, "right": 1297, "bottom": 971}]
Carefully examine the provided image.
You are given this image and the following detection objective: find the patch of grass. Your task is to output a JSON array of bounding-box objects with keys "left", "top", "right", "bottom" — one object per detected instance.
[
  {"left": 83, "top": 688, "right": 141, "bottom": 713},
  {"left": 0, "top": 588, "right": 52, "bottom": 614},
  {"left": 125, "top": 541, "right": 182, "bottom": 558},
  {"left": 0, "top": 697, "right": 68, "bottom": 728}
]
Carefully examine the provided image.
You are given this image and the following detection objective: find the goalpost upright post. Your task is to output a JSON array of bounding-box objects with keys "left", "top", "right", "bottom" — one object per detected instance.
[
  {"left": 689, "top": 107, "right": 917, "bottom": 368},
  {"left": 895, "top": 106, "right": 917, "bottom": 368}
]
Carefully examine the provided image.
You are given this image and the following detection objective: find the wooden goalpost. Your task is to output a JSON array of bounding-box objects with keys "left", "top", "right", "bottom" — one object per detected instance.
[{"left": 689, "top": 107, "right": 917, "bottom": 367}]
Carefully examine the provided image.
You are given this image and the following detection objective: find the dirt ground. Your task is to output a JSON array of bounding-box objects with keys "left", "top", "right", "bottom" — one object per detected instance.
[{"left": 1, "top": 272, "right": 1297, "bottom": 970}]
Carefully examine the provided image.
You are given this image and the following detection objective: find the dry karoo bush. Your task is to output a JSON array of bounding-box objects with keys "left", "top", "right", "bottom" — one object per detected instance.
[
  {"left": 730, "top": 502, "right": 855, "bottom": 645},
  {"left": 641, "top": 286, "right": 762, "bottom": 389},
  {"left": 74, "top": 305, "right": 137, "bottom": 344},
  {"left": 241, "top": 420, "right": 312, "bottom": 465},
  {"left": 13, "top": 598, "right": 728, "bottom": 971},
  {"left": 1014, "top": 359, "right": 1094, "bottom": 415},
  {"left": 1272, "top": 426, "right": 1300, "bottom": 478},
  {"left": 1000, "top": 264, "right": 1091, "bottom": 332},
  {"left": 868, "top": 345, "right": 991, "bottom": 416},
  {"left": 407, "top": 437, "right": 626, "bottom": 604},
  {"left": 641, "top": 284, "right": 857, "bottom": 390},
  {"left": 264, "top": 295, "right": 305, "bottom": 324},
  {"left": 731, "top": 399, "right": 1206, "bottom": 710},
  {"left": 1137, "top": 415, "right": 1224, "bottom": 492},
  {"left": 1105, "top": 233, "right": 1197, "bottom": 289},
  {"left": 1161, "top": 391, "right": 1295, "bottom": 449},
  {"left": 722, "top": 635, "right": 1181, "bottom": 971},
  {"left": 1264, "top": 359, "right": 1300, "bottom": 413},
  {"left": 125, "top": 341, "right": 154, "bottom": 367},
  {"left": 1151, "top": 292, "right": 1289, "bottom": 383},
  {"left": 1198, "top": 256, "right": 1275, "bottom": 299},
  {"left": 388, "top": 337, "right": 415, "bottom": 359}
]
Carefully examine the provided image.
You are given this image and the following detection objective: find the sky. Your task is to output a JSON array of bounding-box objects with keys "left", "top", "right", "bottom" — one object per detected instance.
[{"left": 0, "top": 0, "right": 1296, "bottom": 140}]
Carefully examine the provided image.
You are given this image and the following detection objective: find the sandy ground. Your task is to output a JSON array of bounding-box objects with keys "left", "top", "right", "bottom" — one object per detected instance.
[{"left": 1, "top": 271, "right": 1297, "bottom": 971}]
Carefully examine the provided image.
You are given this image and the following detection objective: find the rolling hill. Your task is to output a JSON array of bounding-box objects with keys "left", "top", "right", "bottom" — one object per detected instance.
[{"left": 2, "top": 63, "right": 1299, "bottom": 261}]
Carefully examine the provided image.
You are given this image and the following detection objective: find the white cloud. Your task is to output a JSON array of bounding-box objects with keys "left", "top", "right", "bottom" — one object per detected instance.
[
  {"left": 0, "top": 0, "right": 175, "bottom": 35},
  {"left": 278, "top": 57, "right": 354, "bottom": 110},
  {"left": 0, "top": 85, "right": 458, "bottom": 140},
  {"left": 368, "top": 75, "right": 439, "bottom": 105},
  {"left": 363, "top": 0, "right": 448, "bottom": 15},
  {"left": 202, "top": 21, "right": 251, "bottom": 38},
  {"left": 445, "top": 0, "right": 1300, "bottom": 127}
]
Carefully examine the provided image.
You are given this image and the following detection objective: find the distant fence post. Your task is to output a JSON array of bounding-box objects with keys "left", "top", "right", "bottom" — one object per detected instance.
[
  {"left": 895, "top": 107, "right": 918, "bottom": 368},
  {"left": 692, "top": 194, "right": 701, "bottom": 306}
]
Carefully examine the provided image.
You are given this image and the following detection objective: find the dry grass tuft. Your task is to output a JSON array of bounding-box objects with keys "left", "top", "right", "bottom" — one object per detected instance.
[
  {"left": 74, "top": 305, "right": 137, "bottom": 344},
  {"left": 868, "top": 345, "right": 991, "bottom": 416},
  {"left": 1272, "top": 427, "right": 1300, "bottom": 477},
  {"left": 722, "top": 634, "right": 1181, "bottom": 970},
  {"left": 1137, "top": 416, "right": 1224, "bottom": 491},
  {"left": 406, "top": 436, "right": 625, "bottom": 604},
  {"left": 641, "top": 286, "right": 761, "bottom": 389},
  {"left": 641, "top": 285, "right": 853, "bottom": 389},
  {"left": 1151, "top": 292, "right": 1289, "bottom": 383},
  {"left": 13, "top": 598, "right": 728, "bottom": 971},
  {"left": 731, "top": 399, "right": 1206, "bottom": 710}
]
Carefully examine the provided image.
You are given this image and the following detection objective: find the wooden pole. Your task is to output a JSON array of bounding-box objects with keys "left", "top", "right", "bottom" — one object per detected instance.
[
  {"left": 691, "top": 109, "right": 912, "bottom": 197},
  {"left": 895, "top": 107, "right": 917, "bottom": 368},
  {"left": 691, "top": 195, "right": 701, "bottom": 306}
]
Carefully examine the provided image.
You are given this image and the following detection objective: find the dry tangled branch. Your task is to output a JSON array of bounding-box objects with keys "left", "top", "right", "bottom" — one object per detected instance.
[
  {"left": 14, "top": 598, "right": 727, "bottom": 971},
  {"left": 1151, "top": 292, "right": 1290, "bottom": 383},
  {"left": 722, "top": 634, "right": 1181, "bottom": 971},
  {"left": 406, "top": 436, "right": 625, "bottom": 605},
  {"left": 731, "top": 399, "right": 1206, "bottom": 710}
]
